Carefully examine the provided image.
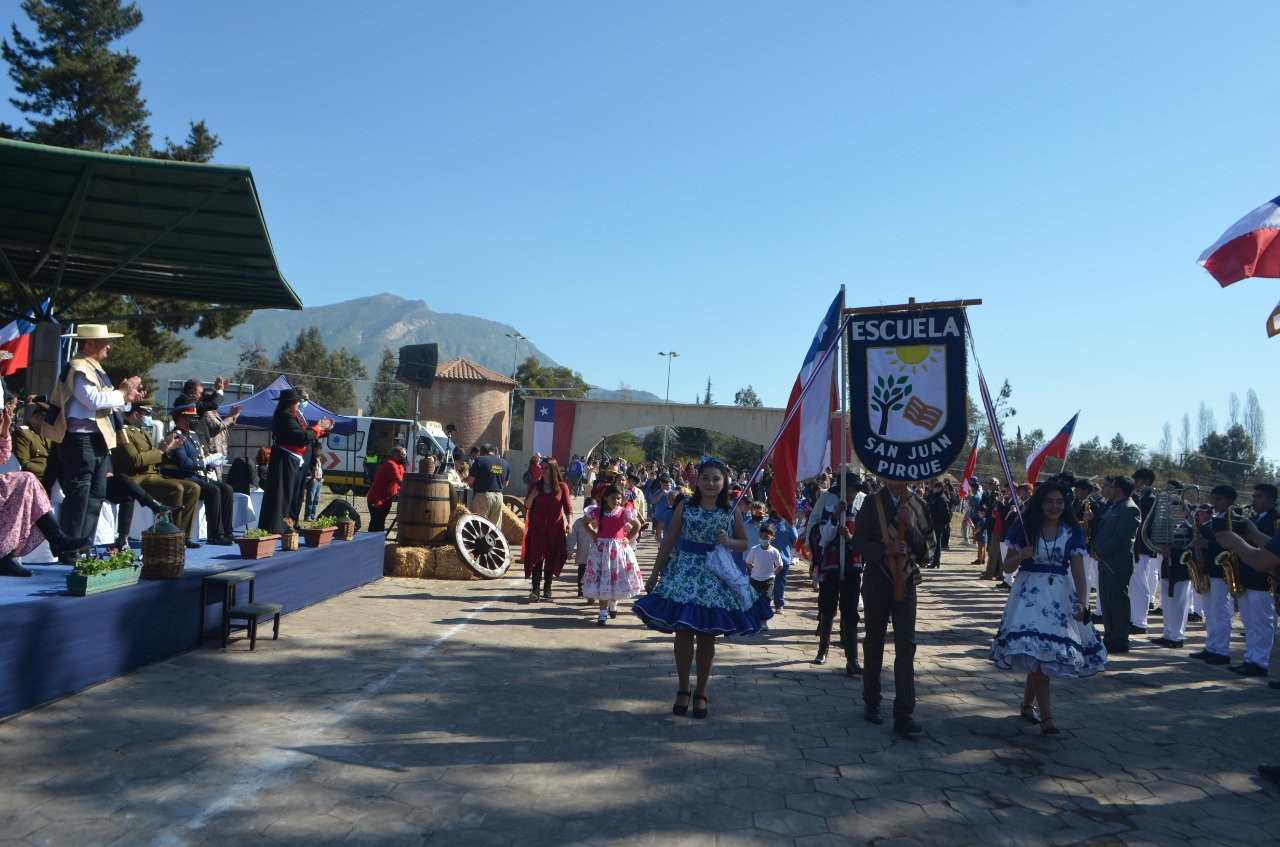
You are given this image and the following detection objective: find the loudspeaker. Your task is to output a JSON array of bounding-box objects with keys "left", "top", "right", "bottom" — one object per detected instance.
[
  {"left": 395, "top": 343, "right": 438, "bottom": 389},
  {"left": 320, "top": 499, "right": 361, "bottom": 532}
]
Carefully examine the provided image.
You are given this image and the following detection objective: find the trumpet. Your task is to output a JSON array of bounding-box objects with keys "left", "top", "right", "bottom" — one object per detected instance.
[{"left": 1215, "top": 508, "right": 1247, "bottom": 599}]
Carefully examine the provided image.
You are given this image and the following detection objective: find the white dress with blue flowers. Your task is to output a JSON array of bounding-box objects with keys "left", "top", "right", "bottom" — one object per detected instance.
[
  {"left": 632, "top": 505, "right": 774, "bottom": 635},
  {"left": 988, "top": 522, "right": 1107, "bottom": 679}
]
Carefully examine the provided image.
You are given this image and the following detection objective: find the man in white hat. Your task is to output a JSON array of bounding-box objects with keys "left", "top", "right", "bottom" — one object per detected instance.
[{"left": 41, "top": 324, "right": 146, "bottom": 563}]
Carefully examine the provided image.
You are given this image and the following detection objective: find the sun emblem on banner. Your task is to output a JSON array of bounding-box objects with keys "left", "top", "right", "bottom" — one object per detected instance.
[{"left": 884, "top": 345, "right": 943, "bottom": 375}]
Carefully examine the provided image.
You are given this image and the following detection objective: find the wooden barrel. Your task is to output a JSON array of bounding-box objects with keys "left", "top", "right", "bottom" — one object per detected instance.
[{"left": 398, "top": 473, "right": 457, "bottom": 546}]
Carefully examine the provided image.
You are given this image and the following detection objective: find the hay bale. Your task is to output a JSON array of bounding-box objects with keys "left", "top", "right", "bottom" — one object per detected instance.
[
  {"left": 498, "top": 505, "right": 525, "bottom": 546},
  {"left": 446, "top": 504, "right": 471, "bottom": 535},
  {"left": 384, "top": 540, "right": 483, "bottom": 580},
  {"left": 433, "top": 545, "right": 481, "bottom": 580},
  {"left": 385, "top": 543, "right": 433, "bottom": 578}
]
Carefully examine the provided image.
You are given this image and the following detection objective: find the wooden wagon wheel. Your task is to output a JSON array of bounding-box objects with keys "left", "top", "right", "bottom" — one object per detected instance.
[
  {"left": 453, "top": 514, "right": 511, "bottom": 579},
  {"left": 503, "top": 495, "right": 527, "bottom": 524}
]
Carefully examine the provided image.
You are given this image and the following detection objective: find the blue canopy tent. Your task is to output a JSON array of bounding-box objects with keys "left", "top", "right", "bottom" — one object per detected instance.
[{"left": 217, "top": 375, "right": 357, "bottom": 434}]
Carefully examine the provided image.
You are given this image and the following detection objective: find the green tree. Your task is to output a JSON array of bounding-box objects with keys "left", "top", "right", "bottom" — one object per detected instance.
[
  {"left": 274, "top": 326, "right": 368, "bottom": 412},
  {"left": 367, "top": 345, "right": 406, "bottom": 418},
  {"left": 0, "top": 0, "right": 238, "bottom": 386},
  {"left": 232, "top": 341, "right": 273, "bottom": 390},
  {"left": 734, "top": 385, "right": 763, "bottom": 408},
  {"left": 1200, "top": 425, "right": 1258, "bottom": 487},
  {"left": 510, "top": 355, "right": 590, "bottom": 450}
]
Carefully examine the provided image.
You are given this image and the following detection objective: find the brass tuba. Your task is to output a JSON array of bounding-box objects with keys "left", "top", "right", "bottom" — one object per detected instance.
[{"left": 1215, "top": 508, "right": 1247, "bottom": 599}]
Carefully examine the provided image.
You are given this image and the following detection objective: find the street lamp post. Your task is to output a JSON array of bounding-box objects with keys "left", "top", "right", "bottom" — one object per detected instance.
[
  {"left": 659, "top": 351, "right": 679, "bottom": 465},
  {"left": 505, "top": 332, "right": 526, "bottom": 451}
]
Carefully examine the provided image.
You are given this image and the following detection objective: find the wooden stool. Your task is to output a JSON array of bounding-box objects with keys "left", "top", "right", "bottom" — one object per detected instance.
[
  {"left": 200, "top": 571, "right": 256, "bottom": 640},
  {"left": 223, "top": 603, "right": 282, "bottom": 650}
]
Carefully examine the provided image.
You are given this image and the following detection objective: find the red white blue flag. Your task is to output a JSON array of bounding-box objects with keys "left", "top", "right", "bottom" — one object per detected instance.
[
  {"left": 531, "top": 399, "right": 576, "bottom": 465},
  {"left": 958, "top": 444, "right": 978, "bottom": 498},
  {"left": 768, "top": 291, "right": 844, "bottom": 522},
  {"left": 0, "top": 300, "right": 48, "bottom": 377},
  {"left": 1198, "top": 195, "right": 1280, "bottom": 286},
  {"left": 1025, "top": 412, "right": 1079, "bottom": 484}
]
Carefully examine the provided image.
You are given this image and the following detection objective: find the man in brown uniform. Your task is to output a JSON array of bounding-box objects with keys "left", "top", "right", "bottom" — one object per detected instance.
[{"left": 111, "top": 405, "right": 202, "bottom": 548}]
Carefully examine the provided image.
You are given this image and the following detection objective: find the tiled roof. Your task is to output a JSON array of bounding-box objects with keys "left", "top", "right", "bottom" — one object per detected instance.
[{"left": 434, "top": 358, "right": 517, "bottom": 387}]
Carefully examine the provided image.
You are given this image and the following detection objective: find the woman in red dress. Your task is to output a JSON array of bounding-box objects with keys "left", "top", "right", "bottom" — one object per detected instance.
[{"left": 524, "top": 457, "right": 573, "bottom": 601}]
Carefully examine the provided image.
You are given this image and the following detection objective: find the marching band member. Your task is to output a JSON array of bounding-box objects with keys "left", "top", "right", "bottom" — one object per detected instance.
[
  {"left": 1129, "top": 469, "right": 1159, "bottom": 634},
  {"left": 1189, "top": 486, "right": 1246, "bottom": 666}
]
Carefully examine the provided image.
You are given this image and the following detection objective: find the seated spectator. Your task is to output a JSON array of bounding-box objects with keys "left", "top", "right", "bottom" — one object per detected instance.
[
  {"left": 0, "top": 395, "right": 92, "bottom": 576},
  {"left": 11, "top": 400, "right": 54, "bottom": 489},
  {"left": 161, "top": 401, "right": 236, "bottom": 545}
]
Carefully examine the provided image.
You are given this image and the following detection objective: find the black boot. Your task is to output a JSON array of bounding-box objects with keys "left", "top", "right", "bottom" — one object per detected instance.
[
  {"left": 529, "top": 565, "right": 542, "bottom": 601},
  {"left": 542, "top": 571, "right": 553, "bottom": 600},
  {"left": 0, "top": 552, "right": 33, "bottom": 577},
  {"left": 35, "top": 513, "right": 92, "bottom": 557},
  {"left": 814, "top": 617, "right": 833, "bottom": 664},
  {"left": 842, "top": 628, "right": 862, "bottom": 676}
]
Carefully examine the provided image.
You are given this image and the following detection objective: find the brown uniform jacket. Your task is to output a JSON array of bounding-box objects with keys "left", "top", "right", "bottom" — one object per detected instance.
[
  {"left": 11, "top": 426, "right": 51, "bottom": 477},
  {"left": 112, "top": 426, "right": 165, "bottom": 477}
]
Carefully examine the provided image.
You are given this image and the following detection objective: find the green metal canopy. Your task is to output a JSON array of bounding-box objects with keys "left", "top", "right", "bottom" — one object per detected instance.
[{"left": 0, "top": 138, "right": 303, "bottom": 319}]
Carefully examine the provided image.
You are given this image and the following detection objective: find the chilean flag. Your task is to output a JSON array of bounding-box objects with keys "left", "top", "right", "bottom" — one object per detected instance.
[
  {"left": 531, "top": 399, "right": 576, "bottom": 465},
  {"left": 1198, "top": 195, "right": 1280, "bottom": 287},
  {"left": 0, "top": 301, "right": 47, "bottom": 377},
  {"left": 1026, "top": 411, "right": 1079, "bottom": 485},
  {"left": 958, "top": 444, "right": 978, "bottom": 498},
  {"left": 768, "top": 291, "right": 844, "bottom": 522}
]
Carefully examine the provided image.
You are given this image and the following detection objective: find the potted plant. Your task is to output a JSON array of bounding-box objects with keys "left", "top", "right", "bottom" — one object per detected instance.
[
  {"left": 280, "top": 518, "right": 299, "bottom": 552},
  {"left": 299, "top": 516, "right": 337, "bottom": 548},
  {"left": 66, "top": 549, "right": 142, "bottom": 596},
  {"left": 235, "top": 528, "right": 280, "bottom": 560}
]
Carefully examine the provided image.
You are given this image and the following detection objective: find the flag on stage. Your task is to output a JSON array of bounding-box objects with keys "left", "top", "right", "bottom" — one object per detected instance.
[
  {"left": 769, "top": 291, "right": 844, "bottom": 522},
  {"left": 1026, "top": 411, "right": 1079, "bottom": 484},
  {"left": 1198, "top": 195, "right": 1280, "bottom": 286},
  {"left": 0, "top": 301, "right": 47, "bottom": 377},
  {"left": 958, "top": 444, "right": 978, "bottom": 498},
  {"left": 531, "top": 399, "right": 576, "bottom": 465}
]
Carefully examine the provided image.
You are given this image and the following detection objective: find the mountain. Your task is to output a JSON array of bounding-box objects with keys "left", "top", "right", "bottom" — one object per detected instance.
[{"left": 150, "top": 293, "right": 663, "bottom": 407}]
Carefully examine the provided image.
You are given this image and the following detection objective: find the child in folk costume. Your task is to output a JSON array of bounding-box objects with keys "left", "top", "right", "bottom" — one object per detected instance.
[
  {"left": 566, "top": 496, "right": 597, "bottom": 602},
  {"left": 582, "top": 487, "right": 644, "bottom": 625},
  {"left": 989, "top": 482, "right": 1106, "bottom": 735},
  {"left": 634, "top": 459, "right": 773, "bottom": 719}
]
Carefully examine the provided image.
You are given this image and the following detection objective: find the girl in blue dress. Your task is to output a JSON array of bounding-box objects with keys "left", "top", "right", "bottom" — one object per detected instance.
[
  {"left": 634, "top": 459, "right": 773, "bottom": 719},
  {"left": 989, "top": 482, "right": 1107, "bottom": 735}
]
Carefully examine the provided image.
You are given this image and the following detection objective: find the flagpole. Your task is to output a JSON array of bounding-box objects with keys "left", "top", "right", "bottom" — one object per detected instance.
[
  {"left": 736, "top": 314, "right": 851, "bottom": 509},
  {"left": 837, "top": 285, "right": 848, "bottom": 599}
]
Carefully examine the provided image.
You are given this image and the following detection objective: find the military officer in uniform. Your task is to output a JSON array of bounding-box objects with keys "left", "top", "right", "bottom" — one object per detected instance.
[
  {"left": 111, "top": 405, "right": 202, "bottom": 548},
  {"left": 12, "top": 401, "right": 54, "bottom": 488},
  {"left": 161, "top": 401, "right": 235, "bottom": 545}
]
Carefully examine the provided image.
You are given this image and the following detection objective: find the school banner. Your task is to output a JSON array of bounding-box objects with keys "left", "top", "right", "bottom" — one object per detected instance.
[{"left": 846, "top": 308, "right": 968, "bottom": 482}]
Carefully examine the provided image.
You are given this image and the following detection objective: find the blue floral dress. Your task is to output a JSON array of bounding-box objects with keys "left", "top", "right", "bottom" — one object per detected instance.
[
  {"left": 989, "top": 522, "right": 1107, "bottom": 678},
  {"left": 632, "top": 505, "right": 774, "bottom": 635}
]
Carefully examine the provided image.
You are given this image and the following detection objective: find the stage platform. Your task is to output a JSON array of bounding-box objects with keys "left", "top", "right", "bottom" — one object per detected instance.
[{"left": 0, "top": 532, "right": 385, "bottom": 720}]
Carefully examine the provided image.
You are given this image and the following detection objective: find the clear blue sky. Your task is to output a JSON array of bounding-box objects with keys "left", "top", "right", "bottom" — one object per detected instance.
[{"left": 4, "top": 1, "right": 1280, "bottom": 459}]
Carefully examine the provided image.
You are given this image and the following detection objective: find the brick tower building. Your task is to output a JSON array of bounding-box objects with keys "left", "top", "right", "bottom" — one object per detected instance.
[{"left": 413, "top": 358, "right": 517, "bottom": 454}]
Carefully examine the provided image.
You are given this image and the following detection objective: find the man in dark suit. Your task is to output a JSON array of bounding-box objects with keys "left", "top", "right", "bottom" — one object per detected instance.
[
  {"left": 1090, "top": 476, "right": 1142, "bottom": 653},
  {"left": 850, "top": 483, "right": 933, "bottom": 738},
  {"left": 161, "top": 401, "right": 235, "bottom": 545}
]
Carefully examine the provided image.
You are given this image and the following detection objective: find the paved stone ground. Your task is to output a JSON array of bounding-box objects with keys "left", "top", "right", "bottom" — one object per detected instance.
[{"left": 1, "top": 523, "right": 1278, "bottom": 846}]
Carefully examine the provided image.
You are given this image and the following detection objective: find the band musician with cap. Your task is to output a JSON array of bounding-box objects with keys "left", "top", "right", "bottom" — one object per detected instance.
[
  {"left": 161, "top": 400, "right": 236, "bottom": 544},
  {"left": 111, "top": 404, "right": 202, "bottom": 548},
  {"left": 41, "top": 324, "right": 147, "bottom": 563},
  {"left": 258, "top": 388, "right": 334, "bottom": 535}
]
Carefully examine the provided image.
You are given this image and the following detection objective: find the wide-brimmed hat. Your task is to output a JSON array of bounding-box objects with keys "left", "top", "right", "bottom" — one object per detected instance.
[
  {"left": 61, "top": 324, "right": 123, "bottom": 339},
  {"left": 277, "top": 388, "right": 302, "bottom": 403}
]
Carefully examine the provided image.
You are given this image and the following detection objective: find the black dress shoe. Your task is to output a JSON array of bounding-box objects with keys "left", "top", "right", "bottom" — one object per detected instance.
[
  {"left": 894, "top": 715, "right": 924, "bottom": 737},
  {"left": 863, "top": 704, "right": 884, "bottom": 725},
  {"left": 1204, "top": 653, "right": 1231, "bottom": 665},
  {"left": 1188, "top": 649, "right": 1211, "bottom": 660},
  {"left": 1160, "top": 639, "right": 1184, "bottom": 649},
  {"left": 1230, "top": 661, "right": 1269, "bottom": 677},
  {"left": 184, "top": 540, "right": 202, "bottom": 550},
  {"left": 1129, "top": 625, "right": 1147, "bottom": 635},
  {"left": 0, "top": 554, "right": 33, "bottom": 577},
  {"left": 846, "top": 660, "right": 863, "bottom": 677},
  {"left": 1187, "top": 612, "right": 1204, "bottom": 623},
  {"left": 208, "top": 536, "right": 234, "bottom": 546},
  {"left": 1148, "top": 607, "right": 1162, "bottom": 617},
  {"left": 1259, "top": 764, "right": 1280, "bottom": 783}
]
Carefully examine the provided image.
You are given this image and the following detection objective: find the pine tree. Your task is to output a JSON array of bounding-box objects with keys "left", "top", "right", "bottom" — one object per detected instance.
[
  {"left": 274, "top": 326, "right": 368, "bottom": 412},
  {"left": 0, "top": 0, "right": 237, "bottom": 388}
]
